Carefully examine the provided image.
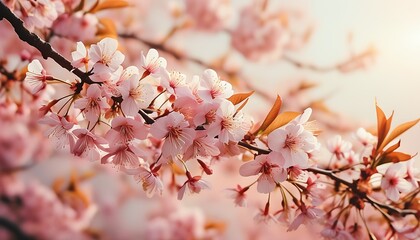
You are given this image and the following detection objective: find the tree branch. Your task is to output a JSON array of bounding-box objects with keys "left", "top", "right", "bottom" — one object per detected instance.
[
  {"left": 0, "top": 217, "right": 35, "bottom": 240},
  {"left": 0, "top": 1, "right": 94, "bottom": 86}
]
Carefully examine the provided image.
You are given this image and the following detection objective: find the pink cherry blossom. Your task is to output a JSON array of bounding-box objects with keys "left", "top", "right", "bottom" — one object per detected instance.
[
  {"left": 101, "top": 144, "right": 142, "bottom": 169},
  {"left": 123, "top": 164, "right": 163, "bottom": 197},
  {"left": 287, "top": 205, "right": 324, "bottom": 231},
  {"left": 53, "top": 12, "right": 98, "bottom": 41},
  {"left": 39, "top": 113, "right": 75, "bottom": 149},
  {"left": 72, "top": 128, "right": 107, "bottom": 161},
  {"left": 24, "top": 59, "right": 52, "bottom": 94},
  {"left": 405, "top": 159, "right": 419, "bottom": 188},
  {"left": 225, "top": 185, "right": 248, "bottom": 207},
  {"left": 71, "top": 42, "right": 90, "bottom": 70},
  {"left": 74, "top": 84, "right": 109, "bottom": 122},
  {"left": 119, "top": 76, "right": 154, "bottom": 116},
  {"left": 321, "top": 221, "right": 355, "bottom": 240},
  {"left": 19, "top": 0, "right": 65, "bottom": 30},
  {"left": 355, "top": 127, "right": 377, "bottom": 147},
  {"left": 267, "top": 123, "right": 318, "bottom": 168},
  {"left": 198, "top": 69, "right": 233, "bottom": 101},
  {"left": 327, "top": 135, "right": 353, "bottom": 160},
  {"left": 88, "top": 38, "right": 125, "bottom": 82},
  {"left": 105, "top": 116, "right": 148, "bottom": 145},
  {"left": 183, "top": 131, "right": 220, "bottom": 161},
  {"left": 239, "top": 154, "right": 287, "bottom": 193},
  {"left": 231, "top": 2, "right": 290, "bottom": 61},
  {"left": 177, "top": 173, "right": 210, "bottom": 200},
  {"left": 159, "top": 70, "right": 187, "bottom": 95},
  {"left": 150, "top": 112, "right": 195, "bottom": 160},
  {"left": 140, "top": 49, "right": 167, "bottom": 78},
  {"left": 381, "top": 163, "right": 412, "bottom": 201},
  {"left": 207, "top": 100, "right": 250, "bottom": 144},
  {"left": 185, "top": 0, "right": 231, "bottom": 32}
]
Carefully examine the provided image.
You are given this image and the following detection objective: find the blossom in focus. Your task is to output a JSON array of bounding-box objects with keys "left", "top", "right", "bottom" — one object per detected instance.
[
  {"left": 198, "top": 69, "right": 233, "bottom": 101},
  {"left": 268, "top": 123, "right": 318, "bottom": 168},
  {"left": 101, "top": 144, "right": 142, "bottom": 169},
  {"left": 239, "top": 154, "right": 287, "bottom": 193},
  {"left": 74, "top": 84, "right": 109, "bottom": 123},
  {"left": 140, "top": 49, "right": 167, "bottom": 78},
  {"left": 39, "top": 113, "right": 75, "bottom": 149},
  {"left": 381, "top": 163, "right": 412, "bottom": 202},
  {"left": 105, "top": 116, "right": 148, "bottom": 145},
  {"left": 72, "top": 128, "right": 107, "bottom": 162},
  {"left": 150, "top": 112, "right": 195, "bottom": 160},
  {"left": 206, "top": 100, "right": 250, "bottom": 144},
  {"left": 123, "top": 164, "right": 163, "bottom": 197},
  {"left": 24, "top": 60, "right": 52, "bottom": 94},
  {"left": 120, "top": 74, "right": 154, "bottom": 116},
  {"left": 71, "top": 42, "right": 90, "bottom": 70}
]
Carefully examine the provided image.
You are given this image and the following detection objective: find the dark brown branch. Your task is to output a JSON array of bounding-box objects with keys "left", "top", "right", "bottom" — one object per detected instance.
[
  {"left": 0, "top": 1, "right": 94, "bottom": 87},
  {"left": 0, "top": 217, "right": 35, "bottom": 240},
  {"left": 365, "top": 195, "right": 417, "bottom": 217}
]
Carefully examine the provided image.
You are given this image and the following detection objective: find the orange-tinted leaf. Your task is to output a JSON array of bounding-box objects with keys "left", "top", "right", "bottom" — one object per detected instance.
[
  {"left": 235, "top": 98, "right": 249, "bottom": 115},
  {"left": 379, "top": 118, "right": 420, "bottom": 151},
  {"left": 90, "top": 0, "right": 130, "bottom": 13},
  {"left": 255, "top": 95, "right": 282, "bottom": 134},
  {"left": 382, "top": 140, "right": 400, "bottom": 155},
  {"left": 97, "top": 18, "right": 117, "bottom": 38},
  {"left": 379, "top": 152, "right": 412, "bottom": 165},
  {"left": 227, "top": 91, "right": 254, "bottom": 105},
  {"left": 74, "top": 0, "right": 85, "bottom": 12},
  {"left": 262, "top": 111, "right": 300, "bottom": 135},
  {"left": 375, "top": 103, "right": 387, "bottom": 149}
]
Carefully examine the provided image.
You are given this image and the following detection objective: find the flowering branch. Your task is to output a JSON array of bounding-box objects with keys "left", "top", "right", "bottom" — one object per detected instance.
[{"left": 0, "top": 1, "right": 94, "bottom": 86}]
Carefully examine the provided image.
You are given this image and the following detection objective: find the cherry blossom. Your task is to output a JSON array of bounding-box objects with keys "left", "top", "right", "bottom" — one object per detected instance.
[
  {"left": 74, "top": 84, "right": 109, "bottom": 123},
  {"left": 177, "top": 173, "right": 210, "bottom": 200},
  {"left": 267, "top": 123, "right": 318, "bottom": 168},
  {"left": 39, "top": 113, "right": 75, "bottom": 149},
  {"left": 184, "top": 0, "right": 231, "bottom": 32},
  {"left": 381, "top": 163, "right": 412, "bottom": 201},
  {"left": 327, "top": 135, "right": 353, "bottom": 160},
  {"left": 105, "top": 116, "right": 148, "bottom": 145},
  {"left": 355, "top": 127, "right": 377, "bottom": 147},
  {"left": 207, "top": 100, "right": 250, "bottom": 144},
  {"left": 24, "top": 59, "right": 52, "bottom": 94},
  {"left": 119, "top": 75, "right": 154, "bottom": 116},
  {"left": 101, "top": 144, "right": 142, "bottom": 169},
  {"left": 239, "top": 154, "right": 287, "bottom": 193},
  {"left": 140, "top": 49, "right": 167, "bottom": 78},
  {"left": 123, "top": 164, "right": 163, "bottom": 197},
  {"left": 159, "top": 70, "right": 187, "bottom": 95},
  {"left": 150, "top": 112, "right": 195, "bottom": 160},
  {"left": 72, "top": 128, "right": 107, "bottom": 162},
  {"left": 71, "top": 42, "right": 90, "bottom": 70},
  {"left": 198, "top": 69, "right": 233, "bottom": 101},
  {"left": 225, "top": 185, "right": 248, "bottom": 207},
  {"left": 287, "top": 205, "right": 324, "bottom": 231}
]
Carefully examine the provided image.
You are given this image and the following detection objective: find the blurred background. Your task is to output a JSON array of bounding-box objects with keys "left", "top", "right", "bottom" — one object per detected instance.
[{"left": 1, "top": 0, "right": 420, "bottom": 239}]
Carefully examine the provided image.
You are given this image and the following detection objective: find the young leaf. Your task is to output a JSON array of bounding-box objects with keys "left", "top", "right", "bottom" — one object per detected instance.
[
  {"left": 254, "top": 95, "right": 282, "bottom": 134},
  {"left": 227, "top": 91, "right": 254, "bottom": 105},
  {"left": 379, "top": 118, "right": 420, "bottom": 151},
  {"left": 382, "top": 140, "right": 400, "bottom": 155},
  {"left": 261, "top": 111, "right": 300, "bottom": 135},
  {"left": 378, "top": 152, "right": 412, "bottom": 165},
  {"left": 375, "top": 103, "right": 393, "bottom": 154},
  {"left": 97, "top": 18, "right": 117, "bottom": 39},
  {"left": 90, "top": 0, "right": 130, "bottom": 13},
  {"left": 234, "top": 98, "right": 249, "bottom": 116}
]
